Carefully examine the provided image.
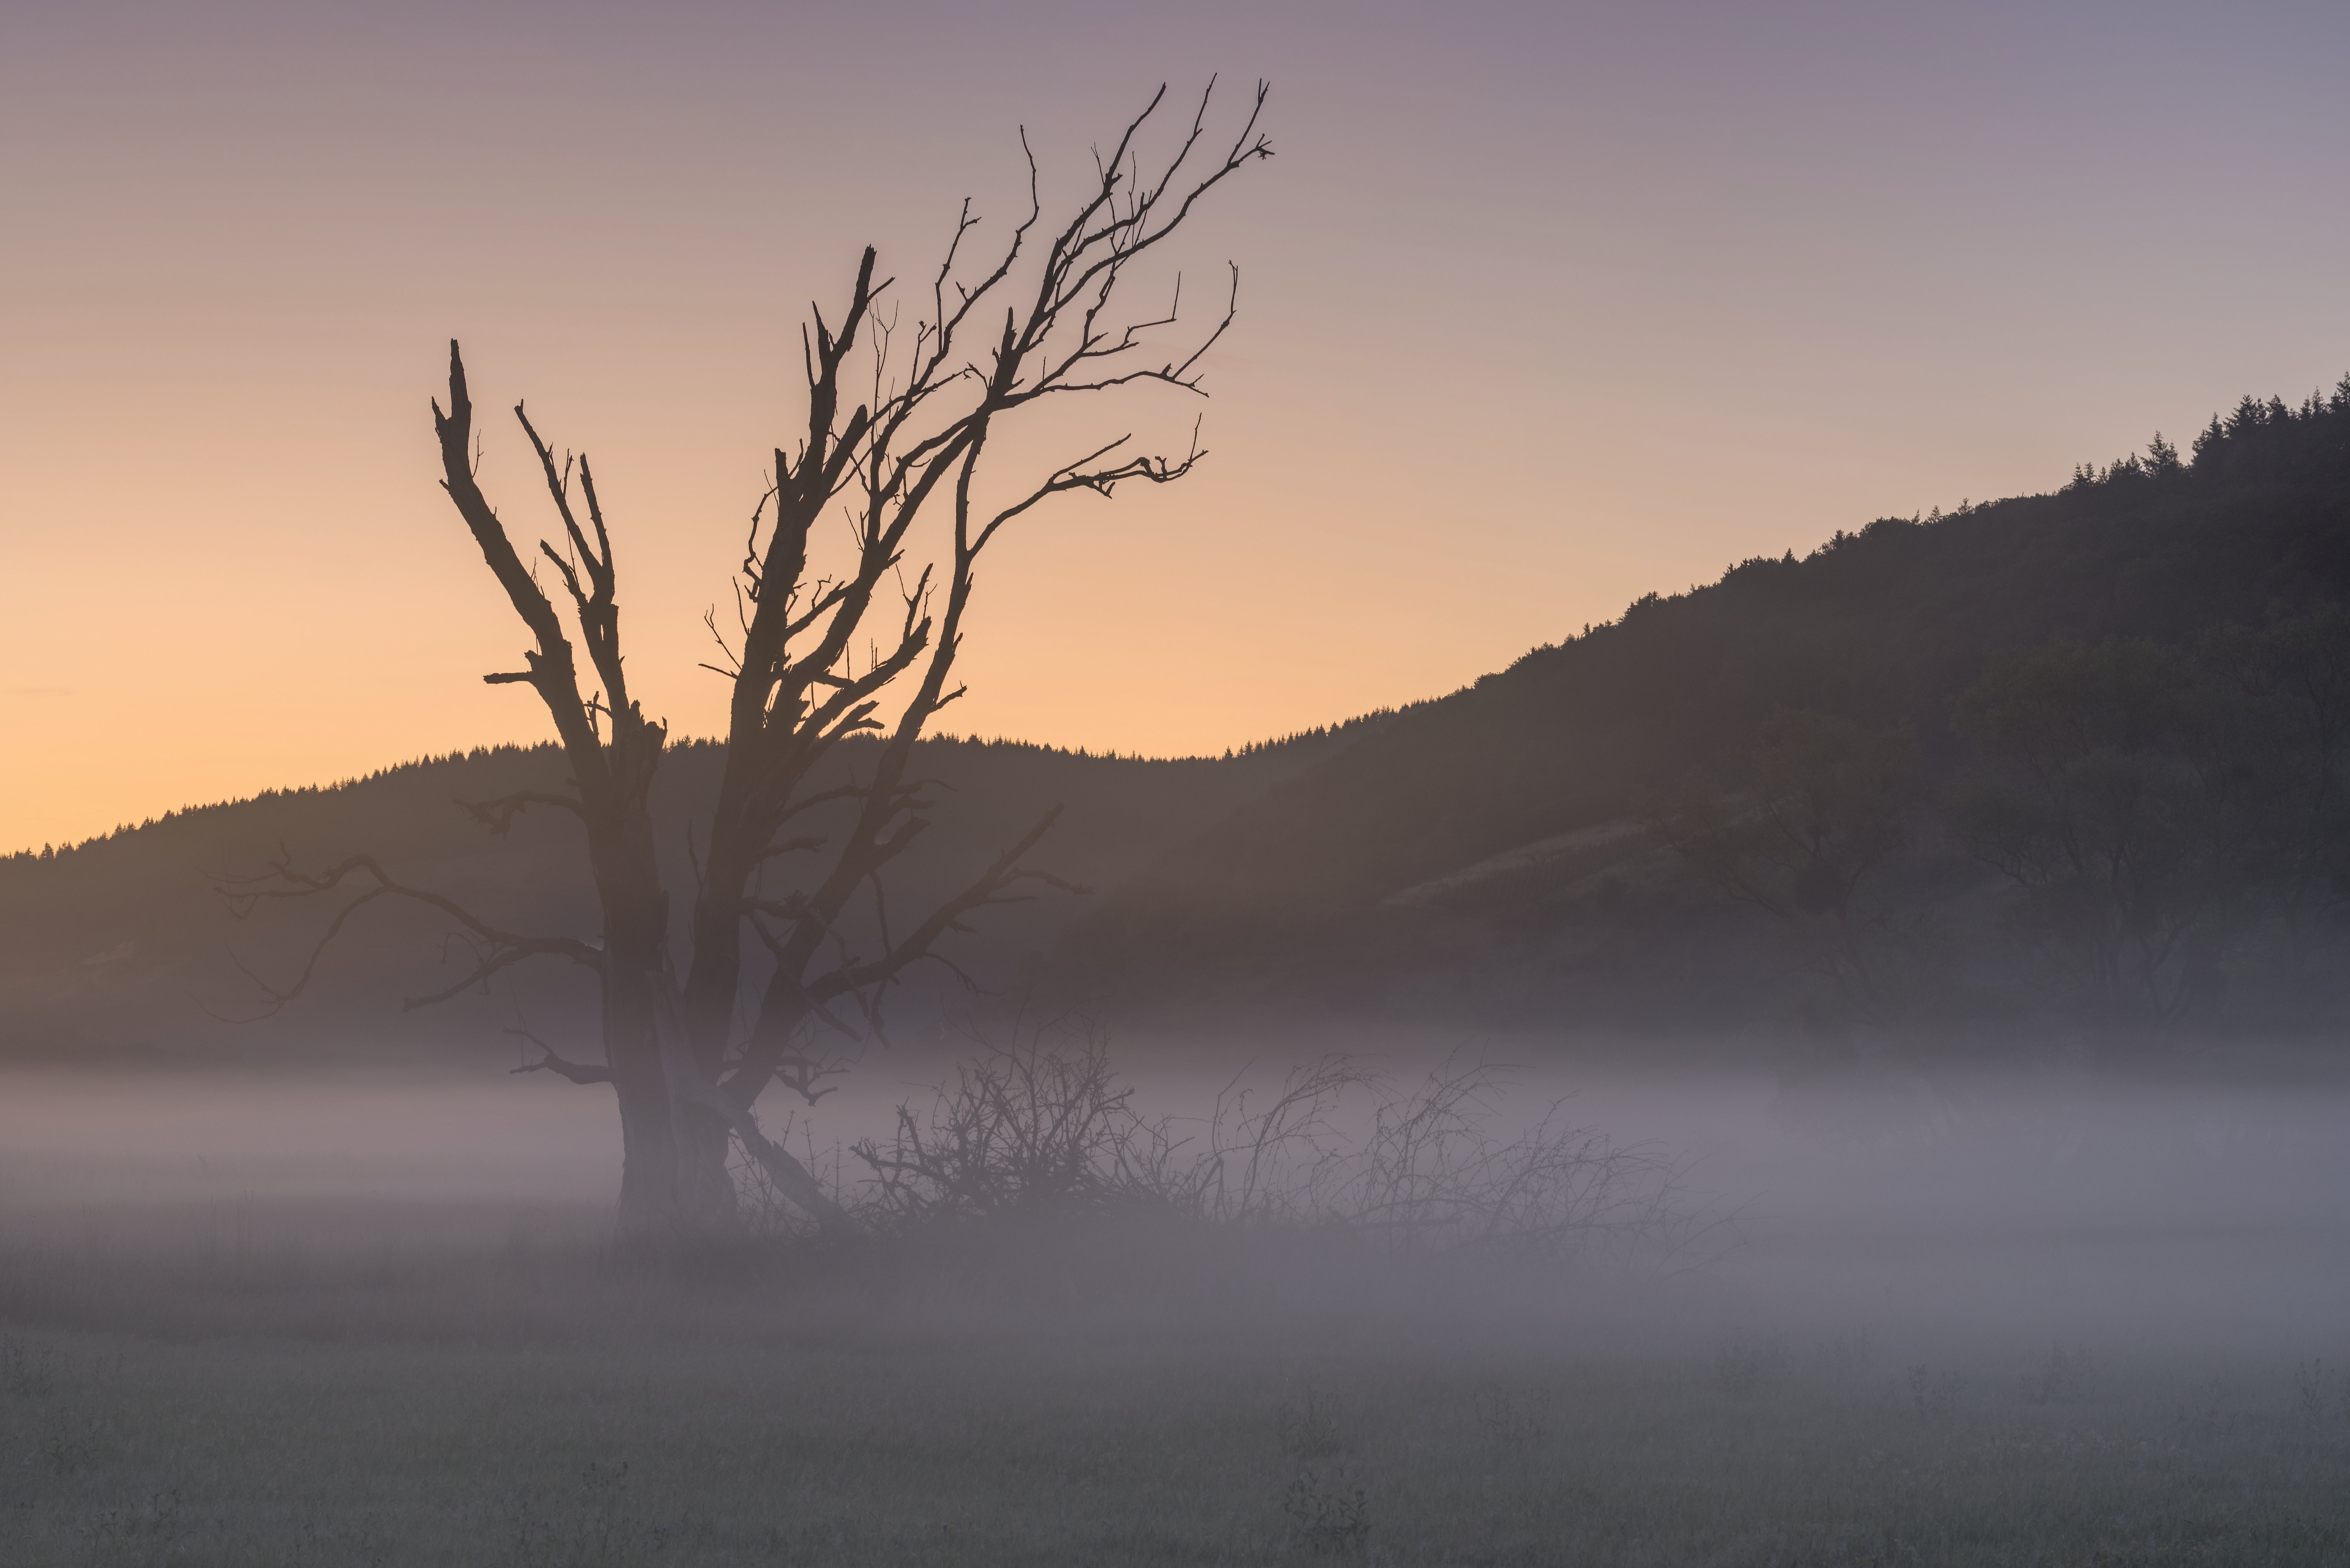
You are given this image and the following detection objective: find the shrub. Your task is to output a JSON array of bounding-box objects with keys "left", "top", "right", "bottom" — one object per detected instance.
[{"left": 820, "top": 1015, "right": 1680, "bottom": 1264}]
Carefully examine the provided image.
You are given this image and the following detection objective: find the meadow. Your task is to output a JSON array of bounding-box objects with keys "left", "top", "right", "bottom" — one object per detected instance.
[
  {"left": 4, "top": 1202, "right": 2349, "bottom": 1568},
  {"left": 5, "top": 1052, "right": 2349, "bottom": 1567}
]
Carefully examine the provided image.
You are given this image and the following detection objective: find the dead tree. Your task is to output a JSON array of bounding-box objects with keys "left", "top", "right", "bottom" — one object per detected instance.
[{"left": 220, "top": 81, "right": 1272, "bottom": 1239}]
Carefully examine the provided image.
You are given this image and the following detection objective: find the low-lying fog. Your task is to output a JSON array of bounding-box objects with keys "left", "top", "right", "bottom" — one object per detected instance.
[{"left": 6, "top": 1035, "right": 2345, "bottom": 1356}]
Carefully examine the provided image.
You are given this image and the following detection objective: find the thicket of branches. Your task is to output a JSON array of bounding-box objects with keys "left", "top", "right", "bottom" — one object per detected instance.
[{"left": 736, "top": 1017, "right": 1682, "bottom": 1264}]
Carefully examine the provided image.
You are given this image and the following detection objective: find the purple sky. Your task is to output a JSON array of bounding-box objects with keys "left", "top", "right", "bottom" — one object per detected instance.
[{"left": 8, "top": 0, "right": 2350, "bottom": 848}]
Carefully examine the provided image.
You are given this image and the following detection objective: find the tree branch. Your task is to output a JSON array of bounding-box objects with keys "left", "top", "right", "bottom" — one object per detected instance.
[
  {"left": 459, "top": 791, "right": 586, "bottom": 836},
  {"left": 506, "top": 1027, "right": 614, "bottom": 1085},
  {"left": 215, "top": 851, "right": 601, "bottom": 1018}
]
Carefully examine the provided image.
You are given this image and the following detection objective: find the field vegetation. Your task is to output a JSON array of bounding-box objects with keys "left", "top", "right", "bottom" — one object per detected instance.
[
  {"left": 4, "top": 1036, "right": 2348, "bottom": 1566},
  {"left": 5, "top": 1235, "right": 2348, "bottom": 1566}
]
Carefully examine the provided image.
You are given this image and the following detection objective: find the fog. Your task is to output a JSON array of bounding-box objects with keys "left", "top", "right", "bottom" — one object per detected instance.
[
  {"left": 11, "top": 1038, "right": 2350, "bottom": 1563},
  {"left": 8, "top": 1039, "right": 2344, "bottom": 1356}
]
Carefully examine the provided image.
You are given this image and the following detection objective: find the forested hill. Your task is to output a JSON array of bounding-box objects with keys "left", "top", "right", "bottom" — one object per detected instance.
[
  {"left": 13, "top": 382, "right": 2350, "bottom": 1064},
  {"left": 1065, "top": 384, "right": 2350, "bottom": 1041},
  {"left": 0, "top": 719, "right": 1399, "bottom": 1064}
]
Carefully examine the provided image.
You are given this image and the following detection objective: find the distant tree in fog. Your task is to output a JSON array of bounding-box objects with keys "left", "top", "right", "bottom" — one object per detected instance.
[
  {"left": 1650, "top": 710, "right": 1919, "bottom": 923},
  {"left": 1645, "top": 708, "right": 1925, "bottom": 1022},
  {"left": 2199, "top": 603, "right": 2350, "bottom": 938},
  {"left": 218, "top": 82, "right": 1273, "bottom": 1243},
  {"left": 1950, "top": 611, "right": 2350, "bottom": 1021},
  {"left": 1949, "top": 639, "right": 2225, "bottom": 1017}
]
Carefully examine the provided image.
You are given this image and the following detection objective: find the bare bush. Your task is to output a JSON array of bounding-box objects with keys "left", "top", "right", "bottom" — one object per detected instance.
[
  {"left": 848, "top": 1020, "right": 1178, "bottom": 1225},
  {"left": 824, "top": 1016, "right": 1682, "bottom": 1261},
  {"left": 1331, "top": 1057, "right": 1677, "bottom": 1258},
  {"left": 1281, "top": 1464, "right": 1372, "bottom": 1556},
  {"left": 1276, "top": 1389, "right": 1352, "bottom": 1459}
]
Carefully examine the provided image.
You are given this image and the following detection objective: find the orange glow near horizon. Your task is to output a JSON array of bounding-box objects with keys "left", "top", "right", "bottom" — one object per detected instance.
[{"left": 9, "top": 2, "right": 2350, "bottom": 852}]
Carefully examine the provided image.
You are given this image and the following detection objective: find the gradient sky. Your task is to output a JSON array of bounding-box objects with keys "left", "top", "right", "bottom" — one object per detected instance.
[{"left": 8, "top": 0, "right": 2350, "bottom": 852}]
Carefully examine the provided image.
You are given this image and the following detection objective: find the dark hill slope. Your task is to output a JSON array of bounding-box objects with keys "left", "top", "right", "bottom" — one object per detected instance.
[
  {"left": 1069, "top": 385, "right": 2350, "bottom": 1022},
  {"left": 0, "top": 721, "right": 1394, "bottom": 1064}
]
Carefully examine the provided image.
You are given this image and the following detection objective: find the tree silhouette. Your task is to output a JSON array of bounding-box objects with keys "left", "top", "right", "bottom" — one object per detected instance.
[
  {"left": 220, "top": 81, "right": 1274, "bottom": 1239},
  {"left": 1947, "top": 613, "right": 2350, "bottom": 1021},
  {"left": 1644, "top": 708, "right": 1924, "bottom": 1023}
]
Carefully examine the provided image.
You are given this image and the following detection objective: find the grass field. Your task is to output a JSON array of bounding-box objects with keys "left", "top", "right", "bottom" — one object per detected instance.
[
  {"left": 7, "top": 1059, "right": 2350, "bottom": 1566},
  {"left": 4, "top": 1222, "right": 2349, "bottom": 1568}
]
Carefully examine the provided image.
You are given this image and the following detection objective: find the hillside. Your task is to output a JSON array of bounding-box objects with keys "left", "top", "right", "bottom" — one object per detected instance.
[
  {"left": 1066, "top": 384, "right": 2350, "bottom": 1046},
  {"left": 14, "top": 382, "right": 2350, "bottom": 1066},
  {"left": 0, "top": 722, "right": 1394, "bottom": 1065}
]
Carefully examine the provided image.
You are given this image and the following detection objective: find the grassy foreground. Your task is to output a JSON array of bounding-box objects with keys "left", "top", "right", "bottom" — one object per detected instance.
[{"left": 2, "top": 1238, "right": 2348, "bottom": 1568}]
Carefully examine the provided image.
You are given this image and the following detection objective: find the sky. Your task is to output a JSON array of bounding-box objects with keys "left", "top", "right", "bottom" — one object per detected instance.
[{"left": 7, "top": 0, "right": 2350, "bottom": 853}]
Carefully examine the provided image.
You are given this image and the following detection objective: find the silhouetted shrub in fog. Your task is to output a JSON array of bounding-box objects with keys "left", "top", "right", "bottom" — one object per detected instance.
[{"left": 732, "top": 1017, "right": 1682, "bottom": 1269}]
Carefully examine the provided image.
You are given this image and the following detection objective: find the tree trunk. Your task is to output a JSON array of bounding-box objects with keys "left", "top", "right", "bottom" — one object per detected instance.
[
  {"left": 673, "top": 1111, "right": 739, "bottom": 1229},
  {"left": 606, "top": 998, "right": 681, "bottom": 1240}
]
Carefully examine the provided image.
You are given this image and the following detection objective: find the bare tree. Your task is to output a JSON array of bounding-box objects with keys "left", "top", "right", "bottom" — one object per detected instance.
[
  {"left": 220, "top": 81, "right": 1273, "bottom": 1241},
  {"left": 1645, "top": 709, "right": 1926, "bottom": 1025}
]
